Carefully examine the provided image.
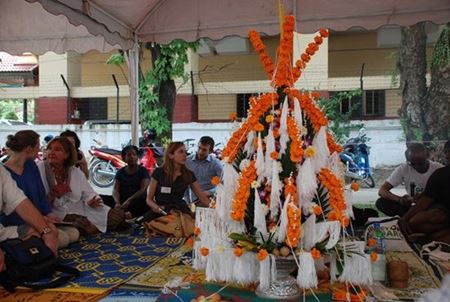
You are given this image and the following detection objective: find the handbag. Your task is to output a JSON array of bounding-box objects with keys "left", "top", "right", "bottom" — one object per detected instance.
[
  {"left": 63, "top": 213, "right": 99, "bottom": 235},
  {"left": 0, "top": 236, "right": 80, "bottom": 292},
  {"left": 144, "top": 209, "right": 195, "bottom": 238}
]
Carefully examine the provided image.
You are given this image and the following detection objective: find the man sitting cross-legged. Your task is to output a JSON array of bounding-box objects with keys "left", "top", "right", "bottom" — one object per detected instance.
[{"left": 398, "top": 140, "right": 450, "bottom": 244}]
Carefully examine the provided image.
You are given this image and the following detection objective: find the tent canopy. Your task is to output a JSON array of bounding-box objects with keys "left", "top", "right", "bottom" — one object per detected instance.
[
  {"left": 2, "top": 0, "right": 447, "bottom": 53},
  {"left": 1, "top": 0, "right": 449, "bottom": 144}
]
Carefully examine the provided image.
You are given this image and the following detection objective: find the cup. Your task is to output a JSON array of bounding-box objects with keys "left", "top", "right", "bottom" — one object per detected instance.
[{"left": 387, "top": 260, "right": 409, "bottom": 288}]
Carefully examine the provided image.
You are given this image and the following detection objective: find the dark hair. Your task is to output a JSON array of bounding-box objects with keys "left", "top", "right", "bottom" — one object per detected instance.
[
  {"left": 199, "top": 136, "right": 215, "bottom": 152},
  {"left": 47, "top": 136, "right": 77, "bottom": 167},
  {"left": 122, "top": 145, "right": 139, "bottom": 159},
  {"left": 60, "top": 129, "right": 81, "bottom": 149},
  {"left": 162, "top": 142, "right": 192, "bottom": 184},
  {"left": 405, "top": 142, "right": 428, "bottom": 160},
  {"left": 6, "top": 130, "right": 40, "bottom": 152}
]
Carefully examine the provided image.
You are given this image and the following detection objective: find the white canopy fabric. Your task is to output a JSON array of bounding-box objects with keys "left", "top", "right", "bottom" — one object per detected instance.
[
  {"left": 24, "top": 0, "right": 450, "bottom": 48},
  {"left": 2, "top": 0, "right": 449, "bottom": 144}
]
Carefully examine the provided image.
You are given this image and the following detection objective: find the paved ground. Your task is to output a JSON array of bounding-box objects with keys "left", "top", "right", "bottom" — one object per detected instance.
[{"left": 91, "top": 181, "right": 407, "bottom": 205}]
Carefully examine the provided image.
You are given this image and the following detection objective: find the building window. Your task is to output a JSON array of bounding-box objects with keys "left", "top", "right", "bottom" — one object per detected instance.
[
  {"left": 336, "top": 90, "right": 385, "bottom": 118},
  {"left": 236, "top": 93, "right": 258, "bottom": 118}
]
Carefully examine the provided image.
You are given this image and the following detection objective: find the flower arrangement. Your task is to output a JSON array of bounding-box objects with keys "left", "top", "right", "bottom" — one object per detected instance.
[{"left": 193, "top": 15, "right": 372, "bottom": 295}]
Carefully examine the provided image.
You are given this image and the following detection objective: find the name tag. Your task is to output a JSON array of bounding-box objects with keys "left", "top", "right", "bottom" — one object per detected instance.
[{"left": 161, "top": 186, "right": 172, "bottom": 194}]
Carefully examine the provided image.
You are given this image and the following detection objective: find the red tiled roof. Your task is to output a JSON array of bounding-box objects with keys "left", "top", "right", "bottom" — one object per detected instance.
[{"left": 0, "top": 52, "right": 38, "bottom": 72}]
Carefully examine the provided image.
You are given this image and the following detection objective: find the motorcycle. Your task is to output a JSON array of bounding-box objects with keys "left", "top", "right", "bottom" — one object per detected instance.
[
  {"left": 339, "top": 129, "right": 375, "bottom": 188},
  {"left": 88, "top": 140, "right": 163, "bottom": 188}
]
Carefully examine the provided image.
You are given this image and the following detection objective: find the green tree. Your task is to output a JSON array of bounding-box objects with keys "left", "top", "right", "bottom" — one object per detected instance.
[
  {"left": 317, "top": 90, "right": 363, "bottom": 144},
  {"left": 108, "top": 40, "right": 198, "bottom": 139},
  {"left": 397, "top": 23, "right": 449, "bottom": 159}
]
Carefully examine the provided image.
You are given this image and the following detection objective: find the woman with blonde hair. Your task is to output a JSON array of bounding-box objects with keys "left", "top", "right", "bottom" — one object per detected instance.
[
  {"left": 38, "top": 136, "right": 124, "bottom": 234},
  {"left": 1, "top": 130, "right": 78, "bottom": 248},
  {"left": 146, "top": 142, "right": 210, "bottom": 220}
]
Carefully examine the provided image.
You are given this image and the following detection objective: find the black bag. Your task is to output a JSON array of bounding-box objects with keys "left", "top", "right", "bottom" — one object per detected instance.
[{"left": 0, "top": 236, "right": 80, "bottom": 292}]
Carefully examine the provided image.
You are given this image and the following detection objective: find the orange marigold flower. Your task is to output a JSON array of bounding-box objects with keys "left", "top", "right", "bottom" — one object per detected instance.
[
  {"left": 305, "top": 146, "right": 316, "bottom": 158},
  {"left": 270, "top": 151, "right": 279, "bottom": 160},
  {"left": 234, "top": 247, "right": 244, "bottom": 257},
  {"left": 370, "top": 251, "right": 378, "bottom": 262},
  {"left": 367, "top": 238, "right": 376, "bottom": 247},
  {"left": 211, "top": 176, "right": 221, "bottom": 186},
  {"left": 257, "top": 249, "right": 268, "bottom": 261},
  {"left": 311, "top": 248, "right": 321, "bottom": 260},
  {"left": 254, "top": 123, "right": 265, "bottom": 132},
  {"left": 187, "top": 236, "right": 194, "bottom": 247},
  {"left": 200, "top": 247, "right": 209, "bottom": 257},
  {"left": 193, "top": 227, "right": 201, "bottom": 236},
  {"left": 265, "top": 114, "right": 274, "bottom": 123},
  {"left": 311, "top": 91, "right": 321, "bottom": 100},
  {"left": 313, "top": 205, "right": 323, "bottom": 216},
  {"left": 229, "top": 112, "right": 237, "bottom": 121},
  {"left": 319, "top": 28, "right": 329, "bottom": 38},
  {"left": 314, "top": 36, "right": 323, "bottom": 45},
  {"left": 350, "top": 181, "right": 359, "bottom": 192}
]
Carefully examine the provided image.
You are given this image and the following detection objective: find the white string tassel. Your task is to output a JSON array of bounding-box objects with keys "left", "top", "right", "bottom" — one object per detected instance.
[
  {"left": 259, "top": 254, "right": 271, "bottom": 289},
  {"left": 301, "top": 214, "right": 317, "bottom": 250},
  {"left": 296, "top": 159, "right": 317, "bottom": 211},
  {"left": 254, "top": 188, "right": 268, "bottom": 241},
  {"left": 233, "top": 252, "right": 260, "bottom": 285},
  {"left": 312, "top": 127, "right": 330, "bottom": 173},
  {"left": 345, "top": 189, "right": 355, "bottom": 219},
  {"left": 270, "top": 160, "right": 282, "bottom": 219},
  {"left": 218, "top": 248, "right": 236, "bottom": 282},
  {"left": 244, "top": 130, "right": 255, "bottom": 157},
  {"left": 255, "top": 133, "right": 265, "bottom": 182},
  {"left": 264, "top": 127, "right": 276, "bottom": 181},
  {"left": 338, "top": 254, "right": 373, "bottom": 284},
  {"left": 279, "top": 97, "right": 289, "bottom": 155},
  {"left": 205, "top": 249, "right": 222, "bottom": 281},
  {"left": 217, "top": 163, "right": 239, "bottom": 221},
  {"left": 293, "top": 97, "right": 303, "bottom": 129},
  {"left": 297, "top": 251, "right": 318, "bottom": 289},
  {"left": 270, "top": 254, "right": 277, "bottom": 282},
  {"left": 277, "top": 195, "right": 290, "bottom": 243},
  {"left": 327, "top": 151, "right": 344, "bottom": 180},
  {"left": 325, "top": 221, "right": 342, "bottom": 249},
  {"left": 192, "top": 240, "right": 206, "bottom": 270}
]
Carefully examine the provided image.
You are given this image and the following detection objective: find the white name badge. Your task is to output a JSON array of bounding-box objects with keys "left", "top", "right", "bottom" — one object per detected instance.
[{"left": 161, "top": 186, "right": 172, "bottom": 194}]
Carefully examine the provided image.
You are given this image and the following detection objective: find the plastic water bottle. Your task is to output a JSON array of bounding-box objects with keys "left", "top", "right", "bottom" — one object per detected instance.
[{"left": 371, "top": 223, "right": 387, "bottom": 282}]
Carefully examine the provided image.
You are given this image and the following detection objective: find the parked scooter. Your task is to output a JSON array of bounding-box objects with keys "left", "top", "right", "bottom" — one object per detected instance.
[
  {"left": 339, "top": 128, "right": 375, "bottom": 188},
  {"left": 88, "top": 139, "right": 163, "bottom": 188}
]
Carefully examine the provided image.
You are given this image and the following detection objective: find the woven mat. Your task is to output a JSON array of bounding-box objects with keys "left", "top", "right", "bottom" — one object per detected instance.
[{"left": 0, "top": 287, "right": 104, "bottom": 302}]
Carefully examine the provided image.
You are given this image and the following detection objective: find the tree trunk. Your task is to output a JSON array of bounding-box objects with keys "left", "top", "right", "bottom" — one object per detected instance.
[
  {"left": 149, "top": 43, "right": 176, "bottom": 138},
  {"left": 398, "top": 22, "right": 428, "bottom": 142}
]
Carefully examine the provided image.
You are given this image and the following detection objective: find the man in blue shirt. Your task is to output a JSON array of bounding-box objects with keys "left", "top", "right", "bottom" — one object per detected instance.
[{"left": 185, "top": 136, "right": 222, "bottom": 203}]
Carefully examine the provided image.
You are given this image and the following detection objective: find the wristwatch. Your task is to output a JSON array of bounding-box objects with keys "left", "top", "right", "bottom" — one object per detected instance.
[{"left": 40, "top": 227, "right": 53, "bottom": 236}]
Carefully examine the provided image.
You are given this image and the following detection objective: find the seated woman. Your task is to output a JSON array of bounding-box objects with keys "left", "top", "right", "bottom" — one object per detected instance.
[
  {"left": 145, "top": 142, "right": 210, "bottom": 220},
  {"left": 399, "top": 140, "right": 450, "bottom": 244},
  {"left": 1, "top": 130, "right": 79, "bottom": 248},
  {"left": 38, "top": 136, "right": 124, "bottom": 234},
  {"left": 60, "top": 130, "right": 89, "bottom": 178},
  {"left": 113, "top": 145, "right": 150, "bottom": 218}
]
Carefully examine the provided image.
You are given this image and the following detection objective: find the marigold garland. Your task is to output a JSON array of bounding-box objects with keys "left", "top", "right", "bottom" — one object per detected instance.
[
  {"left": 193, "top": 227, "right": 201, "bottom": 236},
  {"left": 229, "top": 112, "right": 237, "bottom": 121},
  {"left": 230, "top": 161, "right": 257, "bottom": 221},
  {"left": 273, "top": 15, "right": 295, "bottom": 88},
  {"left": 311, "top": 248, "right": 321, "bottom": 259},
  {"left": 222, "top": 93, "right": 279, "bottom": 162},
  {"left": 287, "top": 89, "right": 328, "bottom": 132},
  {"left": 318, "top": 168, "right": 348, "bottom": 226},
  {"left": 367, "top": 238, "right": 376, "bottom": 247},
  {"left": 350, "top": 181, "right": 360, "bottom": 192},
  {"left": 286, "top": 201, "right": 301, "bottom": 248},
  {"left": 370, "top": 251, "right": 378, "bottom": 262},
  {"left": 286, "top": 116, "right": 304, "bottom": 163},
  {"left": 200, "top": 247, "right": 209, "bottom": 257},
  {"left": 326, "top": 132, "right": 343, "bottom": 153},
  {"left": 248, "top": 30, "right": 274, "bottom": 79}
]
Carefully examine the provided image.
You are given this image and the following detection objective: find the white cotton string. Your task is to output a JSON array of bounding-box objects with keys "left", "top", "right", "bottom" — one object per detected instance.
[
  {"left": 270, "top": 160, "right": 282, "bottom": 219},
  {"left": 255, "top": 133, "right": 265, "bottom": 182},
  {"left": 345, "top": 188, "right": 355, "bottom": 219},
  {"left": 277, "top": 195, "right": 290, "bottom": 243},
  {"left": 293, "top": 97, "right": 303, "bottom": 129},
  {"left": 254, "top": 188, "right": 268, "bottom": 241},
  {"left": 279, "top": 98, "right": 289, "bottom": 155},
  {"left": 270, "top": 254, "right": 277, "bottom": 282},
  {"left": 201, "top": 284, "right": 230, "bottom": 302},
  {"left": 243, "top": 130, "right": 255, "bottom": 157},
  {"left": 233, "top": 251, "right": 260, "bottom": 285},
  {"left": 259, "top": 255, "right": 271, "bottom": 289},
  {"left": 301, "top": 214, "right": 317, "bottom": 250},
  {"left": 297, "top": 251, "right": 318, "bottom": 289},
  {"left": 311, "top": 126, "right": 330, "bottom": 173},
  {"left": 325, "top": 221, "right": 342, "bottom": 249},
  {"left": 296, "top": 159, "right": 318, "bottom": 211},
  {"left": 264, "top": 126, "right": 276, "bottom": 181},
  {"left": 217, "top": 163, "right": 239, "bottom": 221}
]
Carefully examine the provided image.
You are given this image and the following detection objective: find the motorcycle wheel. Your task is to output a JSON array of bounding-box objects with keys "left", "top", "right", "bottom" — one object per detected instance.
[
  {"left": 90, "top": 160, "right": 116, "bottom": 188},
  {"left": 362, "top": 175, "right": 375, "bottom": 188}
]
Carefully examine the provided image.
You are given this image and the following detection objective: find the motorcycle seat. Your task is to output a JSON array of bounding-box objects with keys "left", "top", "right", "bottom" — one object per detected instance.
[{"left": 97, "top": 147, "right": 122, "bottom": 155}]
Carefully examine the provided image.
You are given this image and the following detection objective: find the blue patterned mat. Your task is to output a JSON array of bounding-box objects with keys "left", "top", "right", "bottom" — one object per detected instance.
[{"left": 55, "top": 230, "right": 185, "bottom": 292}]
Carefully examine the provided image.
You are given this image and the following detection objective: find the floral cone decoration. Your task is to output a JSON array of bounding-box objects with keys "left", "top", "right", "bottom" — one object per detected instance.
[{"left": 193, "top": 15, "right": 373, "bottom": 290}]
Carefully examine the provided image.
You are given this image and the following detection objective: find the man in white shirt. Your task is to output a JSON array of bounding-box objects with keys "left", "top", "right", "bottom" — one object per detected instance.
[
  {"left": 0, "top": 165, "right": 58, "bottom": 271},
  {"left": 376, "top": 143, "right": 443, "bottom": 217}
]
